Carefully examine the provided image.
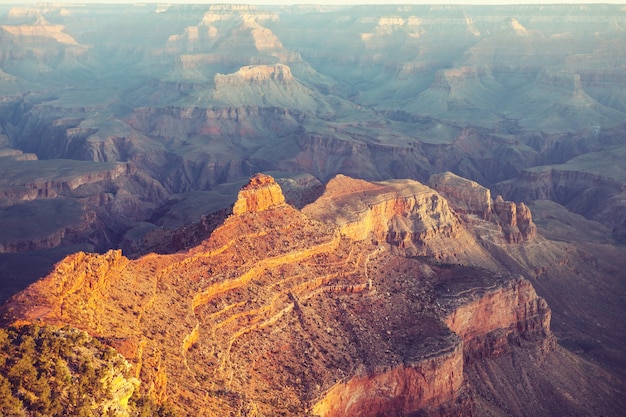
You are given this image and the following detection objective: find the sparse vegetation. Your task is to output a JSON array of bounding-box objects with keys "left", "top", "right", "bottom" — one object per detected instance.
[{"left": 0, "top": 323, "right": 177, "bottom": 416}]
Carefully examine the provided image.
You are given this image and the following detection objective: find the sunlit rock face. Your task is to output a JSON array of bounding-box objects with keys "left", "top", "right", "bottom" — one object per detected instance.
[
  {"left": 442, "top": 276, "right": 553, "bottom": 357},
  {"left": 312, "top": 342, "right": 466, "bottom": 417},
  {"left": 313, "top": 274, "right": 554, "bottom": 417},
  {"left": 232, "top": 173, "right": 286, "bottom": 215},
  {"left": 302, "top": 175, "right": 478, "bottom": 261},
  {"left": 5, "top": 174, "right": 618, "bottom": 417}
]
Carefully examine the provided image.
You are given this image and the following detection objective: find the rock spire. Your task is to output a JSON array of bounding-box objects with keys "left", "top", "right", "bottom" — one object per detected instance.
[{"left": 232, "top": 173, "right": 286, "bottom": 215}]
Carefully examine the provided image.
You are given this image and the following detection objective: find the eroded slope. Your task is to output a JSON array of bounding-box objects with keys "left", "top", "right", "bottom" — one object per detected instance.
[{"left": 2, "top": 174, "right": 623, "bottom": 416}]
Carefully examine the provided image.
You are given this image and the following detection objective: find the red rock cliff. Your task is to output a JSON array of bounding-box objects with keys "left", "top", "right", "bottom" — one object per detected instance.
[
  {"left": 312, "top": 341, "right": 465, "bottom": 417},
  {"left": 231, "top": 173, "right": 286, "bottom": 215},
  {"left": 303, "top": 174, "right": 499, "bottom": 268},
  {"left": 441, "top": 275, "right": 554, "bottom": 358}
]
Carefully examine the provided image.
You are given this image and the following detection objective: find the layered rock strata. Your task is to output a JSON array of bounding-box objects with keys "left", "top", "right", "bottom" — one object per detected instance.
[
  {"left": 232, "top": 173, "right": 285, "bottom": 215},
  {"left": 441, "top": 275, "right": 554, "bottom": 358},
  {"left": 0, "top": 174, "right": 607, "bottom": 417},
  {"left": 0, "top": 160, "right": 167, "bottom": 254},
  {"left": 302, "top": 174, "right": 495, "bottom": 266},
  {"left": 312, "top": 341, "right": 465, "bottom": 417},
  {"left": 494, "top": 162, "right": 626, "bottom": 241},
  {"left": 429, "top": 171, "right": 492, "bottom": 218},
  {"left": 430, "top": 171, "right": 537, "bottom": 243}
]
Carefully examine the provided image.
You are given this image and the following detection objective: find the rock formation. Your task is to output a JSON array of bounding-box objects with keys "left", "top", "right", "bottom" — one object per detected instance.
[
  {"left": 430, "top": 171, "right": 537, "bottom": 243},
  {"left": 0, "top": 3, "right": 625, "bottom": 415},
  {"left": 429, "top": 171, "right": 492, "bottom": 218},
  {"left": 0, "top": 160, "right": 167, "bottom": 254},
  {"left": 492, "top": 195, "right": 537, "bottom": 243},
  {"left": 312, "top": 341, "right": 466, "bottom": 417},
  {"left": 216, "top": 64, "right": 293, "bottom": 85},
  {"left": 2, "top": 174, "right": 622, "bottom": 416},
  {"left": 232, "top": 173, "right": 286, "bottom": 215},
  {"left": 303, "top": 174, "right": 498, "bottom": 267},
  {"left": 1, "top": 17, "right": 80, "bottom": 46},
  {"left": 1, "top": 2, "right": 623, "bottom": 297},
  {"left": 441, "top": 275, "right": 553, "bottom": 357},
  {"left": 494, "top": 150, "right": 626, "bottom": 242}
]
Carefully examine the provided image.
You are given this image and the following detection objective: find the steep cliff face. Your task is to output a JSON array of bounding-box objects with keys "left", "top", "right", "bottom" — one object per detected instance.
[
  {"left": 1, "top": 20, "right": 80, "bottom": 46},
  {"left": 209, "top": 63, "right": 330, "bottom": 112},
  {"left": 232, "top": 173, "right": 285, "bottom": 215},
  {"left": 312, "top": 341, "right": 466, "bottom": 417},
  {"left": 312, "top": 263, "right": 555, "bottom": 417},
  {"left": 0, "top": 159, "right": 168, "bottom": 255},
  {"left": 0, "top": 203, "right": 97, "bottom": 253},
  {"left": 429, "top": 171, "right": 492, "bottom": 218},
  {"left": 492, "top": 196, "right": 537, "bottom": 243},
  {"left": 6, "top": 250, "right": 130, "bottom": 328},
  {"left": 303, "top": 174, "right": 502, "bottom": 268},
  {"left": 441, "top": 276, "right": 553, "bottom": 358},
  {"left": 430, "top": 171, "right": 537, "bottom": 243},
  {"left": 0, "top": 16, "right": 88, "bottom": 76},
  {"left": 215, "top": 63, "right": 293, "bottom": 85}
]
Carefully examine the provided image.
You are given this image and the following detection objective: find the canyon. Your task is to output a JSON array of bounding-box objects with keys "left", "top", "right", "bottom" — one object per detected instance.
[
  {"left": 2, "top": 174, "right": 624, "bottom": 416},
  {"left": 0, "top": 3, "right": 624, "bottom": 416},
  {"left": 0, "top": 173, "right": 622, "bottom": 415}
]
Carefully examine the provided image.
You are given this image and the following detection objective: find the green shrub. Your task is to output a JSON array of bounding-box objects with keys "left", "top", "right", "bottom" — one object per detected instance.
[{"left": 0, "top": 324, "right": 177, "bottom": 417}]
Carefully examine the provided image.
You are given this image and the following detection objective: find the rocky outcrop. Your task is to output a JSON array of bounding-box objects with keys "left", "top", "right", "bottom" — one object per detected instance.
[
  {"left": 232, "top": 173, "right": 286, "bottom": 215},
  {"left": 1, "top": 174, "right": 620, "bottom": 416},
  {"left": 313, "top": 266, "right": 555, "bottom": 417},
  {"left": 495, "top": 167, "right": 624, "bottom": 208},
  {"left": 494, "top": 165, "right": 626, "bottom": 239},
  {"left": 215, "top": 64, "right": 293, "bottom": 85},
  {"left": 5, "top": 249, "right": 130, "bottom": 329},
  {"left": 0, "top": 15, "right": 87, "bottom": 68},
  {"left": 312, "top": 341, "right": 465, "bottom": 417},
  {"left": 492, "top": 195, "right": 537, "bottom": 243},
  {"left": 1, "top": 18, "right": 81, "bottom": 46},
  {"left": 429, "top": 171, "right": 492, "bottom": 218},
  {"left": 441, "top": 275, "right": 554, "bottom": 358},
  {"left": 429, "top": 171, "right": 537, "bottom": 243},
  {"left": 211, "top": 63, "right": 327, "bottom": 111},
  {"left": 360, "top": 15, "right": 424, "bottom": 42},
  {"left": 0, "top": 158, "right": 168, "bottom": 259},
  {"left": 303, "top": 174, "right": 499, "bottom": 267},
  {"left": 0, "top": 161, "right": 133, "bottom": 204}
]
